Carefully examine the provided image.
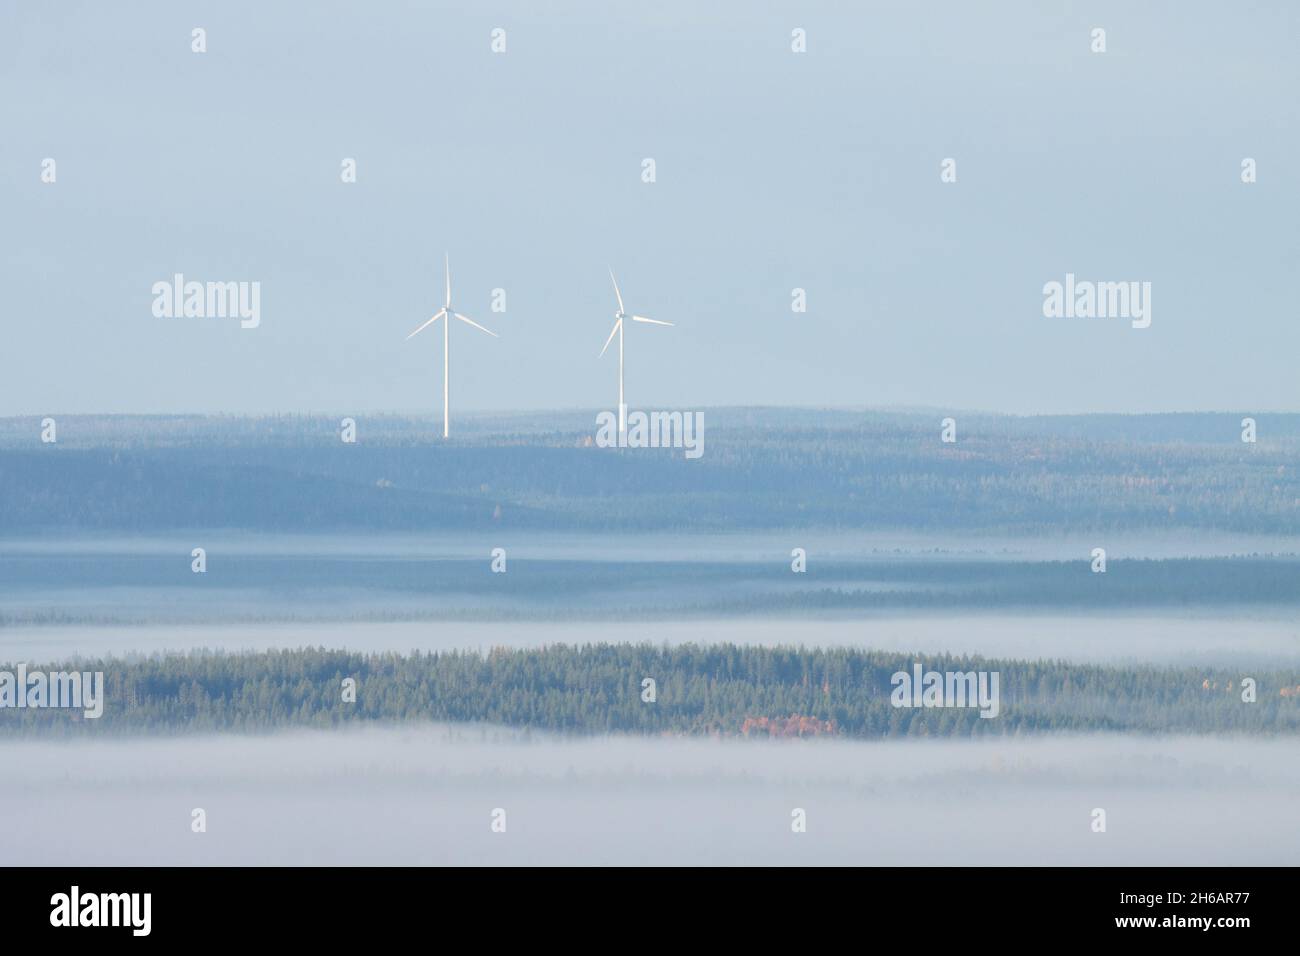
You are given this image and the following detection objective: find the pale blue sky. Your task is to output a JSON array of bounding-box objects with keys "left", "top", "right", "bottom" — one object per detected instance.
[{"left": 2, "top": 0, "right": 1297, "bottom": 415}]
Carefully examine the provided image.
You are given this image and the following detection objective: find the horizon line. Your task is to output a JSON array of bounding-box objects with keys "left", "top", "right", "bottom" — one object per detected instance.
[{"left": 2, "top": 405, "right": 1298, "bottom": 421}]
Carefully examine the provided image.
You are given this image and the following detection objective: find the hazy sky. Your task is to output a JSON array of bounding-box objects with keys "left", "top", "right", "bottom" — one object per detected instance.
[{"left": 3, "top": 1, "right": 1297, "bottom": 415}]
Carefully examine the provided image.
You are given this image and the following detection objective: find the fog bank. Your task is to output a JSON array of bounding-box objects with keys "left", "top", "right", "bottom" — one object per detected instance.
[
  {"left": 1, "top": 728, "right": 1294, "bottom": 865},
  {"left": 5, "top": 614, "right": 1297, "bottom": 667}
]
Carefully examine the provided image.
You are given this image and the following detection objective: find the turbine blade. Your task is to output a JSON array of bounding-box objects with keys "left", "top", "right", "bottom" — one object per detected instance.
[
  {"left": 406, "top": 309, "right": 446, "bottom": 340},
  {"left": 453, "top": 312, "right": 498, "bottom": 337},
  {"left": 608, "top": 269, "right": 625, "bottom": 314},
  {"left": 631, "top": 315, "right": 672, "bottom": 326},
  {"left": 444, "top": 253, "right": 451, "bottom": 309},
  {"left": 599, "top": 318, "right": 623, "bottom": 356}
]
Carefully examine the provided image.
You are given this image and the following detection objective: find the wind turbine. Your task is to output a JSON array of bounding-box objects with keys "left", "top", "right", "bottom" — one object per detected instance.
[
  {"left": 600, "top": 269, "right": 672, "bottom": 432},
  {"left": 406, "top": 254, "right": 498, "bottom": 439}
]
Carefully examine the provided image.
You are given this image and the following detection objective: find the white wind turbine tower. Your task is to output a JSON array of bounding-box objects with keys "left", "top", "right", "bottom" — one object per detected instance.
[
  {"left": 405, "top": 254, "right": 498, "bottom": 438},
  {"left": 600, "top": 269, "right": 672, "bottom": 432}
]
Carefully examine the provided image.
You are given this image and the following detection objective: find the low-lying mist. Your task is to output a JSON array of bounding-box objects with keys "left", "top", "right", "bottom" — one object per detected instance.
[
  {"left": 1, "top": 727, "right": 1293, "bottom": 865},
  {"left": 5, "top": 614, "right": 1298, "bottom": 667}
]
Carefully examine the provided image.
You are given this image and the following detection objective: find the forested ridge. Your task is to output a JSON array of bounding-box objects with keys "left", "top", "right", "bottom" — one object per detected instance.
[
  {"left": 3, "top": 410, "right": 1297, "bottom": 534},
  {"left": 5, "top": 644, "right": 1296, "bottom": 738}
]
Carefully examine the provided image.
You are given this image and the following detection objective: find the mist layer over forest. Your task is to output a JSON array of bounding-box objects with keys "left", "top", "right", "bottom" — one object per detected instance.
[
  {"left": 3, "top": 411, "right": 1293, "bottom": 867},
  {"left": 1, "top": 727, "right": 1292, "bottom": 865}
]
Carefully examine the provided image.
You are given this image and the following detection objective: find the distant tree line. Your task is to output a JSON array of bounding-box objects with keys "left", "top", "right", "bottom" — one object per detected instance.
[
  {"left": 3, "top": 644, "right": 1296, "bottom": 738},
  {"left": 2, "top": 411, "right": 1298, "bottom": 534}
]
